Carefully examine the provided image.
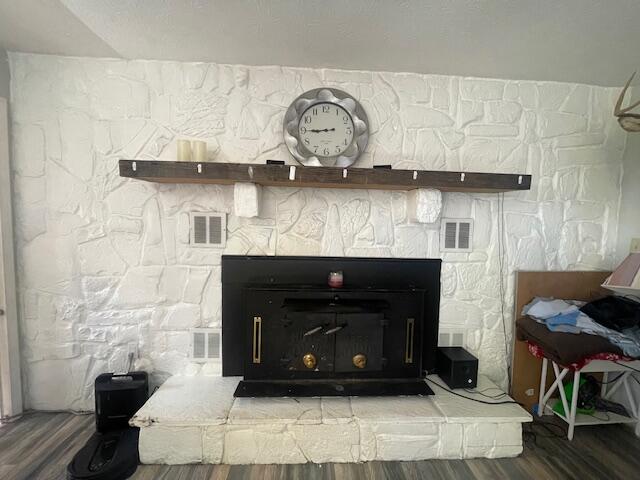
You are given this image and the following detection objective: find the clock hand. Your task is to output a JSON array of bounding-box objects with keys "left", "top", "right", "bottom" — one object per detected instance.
[{"left": 309, "top": 128, "right": 337, "bottom": 133}]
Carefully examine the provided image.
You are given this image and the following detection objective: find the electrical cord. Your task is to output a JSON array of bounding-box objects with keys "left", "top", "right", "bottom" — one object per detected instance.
[
  {"left": 612, "top": 360, "right": 640, "bottom": 387},
  {"left": 523, "top": 418, "right": 568, "bottom": 449},
  {"left": 498, "top": 192, "right": 511, "bottom": 391},
  {"left": 592, "top": 372, "right": 626, "bottom": 385},
  {"left": 613, "top": 360, "right": 640, "bottom": 373},
  {"left": 426, "top": 378, "right": 519, "bottom": 405},
  {"left": 464, "top": 387, "right": 509, "bottom": 399}
]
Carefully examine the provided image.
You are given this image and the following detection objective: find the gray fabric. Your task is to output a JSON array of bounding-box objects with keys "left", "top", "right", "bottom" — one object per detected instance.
[{"left": 522, "top": 297, "right": 640, "bottom": 358}]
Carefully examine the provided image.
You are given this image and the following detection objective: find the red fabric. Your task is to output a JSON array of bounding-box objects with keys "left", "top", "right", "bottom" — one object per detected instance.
[{"left": 526, "top": 341, "right": 633, "bottom": 371}]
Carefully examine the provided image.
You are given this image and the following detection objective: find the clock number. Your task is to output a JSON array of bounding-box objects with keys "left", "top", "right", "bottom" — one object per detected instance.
[
  {"left": 335, "top": 145, "right": 342, "bottom": 153},
  {"left": 300, "top": 126, "right": 307, "bottom": 134},
  {"left": 314, "top": 146, "right": 318, "bottom": 153},
  {"left": 344, "top": 138, "right": 348, "bottom": 145},
  {"left": 304, "top": 116, "right": 311, "bottom": 124},
  {"left": 304, "top": 138, "right": 310, "bottom": 145},
  {"left": 312, "top": 108, "right": 318, "bottom": 115},
  {"left": 346, "top": 127, "right": 352, "bottom": 135},
  {"left": 343, "top": 115, "right": 349, "bottom": 124},
  {"left": 322, "top": 105, "right": 330, "bottom": 113},
  {"left": 323, "top": 148, "right": 330, "bottom": 156}
]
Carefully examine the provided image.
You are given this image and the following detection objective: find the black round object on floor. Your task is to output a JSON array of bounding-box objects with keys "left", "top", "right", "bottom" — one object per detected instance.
[{"left": 67, "top": 428, "right": 139, "bottom": 480}]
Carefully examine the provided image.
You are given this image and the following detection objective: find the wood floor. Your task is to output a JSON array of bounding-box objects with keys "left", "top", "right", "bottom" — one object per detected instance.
[{"left": 1, "top": 412, "right": 639, "bottom": 480}]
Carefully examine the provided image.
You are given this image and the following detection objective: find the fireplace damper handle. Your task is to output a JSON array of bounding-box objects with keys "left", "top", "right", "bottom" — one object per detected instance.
[{"left": 324, "top": 324, "right": 346, "bottom": 335}]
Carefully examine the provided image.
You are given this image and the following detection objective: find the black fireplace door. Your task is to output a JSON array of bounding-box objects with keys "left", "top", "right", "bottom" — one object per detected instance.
[
  {"left": 334, "top": 313, "right": 385, "bottom": 372},
  {"left": 277, "top": 312, "right": 335, "bottom": 372}
]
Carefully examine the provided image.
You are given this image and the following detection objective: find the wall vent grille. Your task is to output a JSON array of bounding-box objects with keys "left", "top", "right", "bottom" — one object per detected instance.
[
  {"left": 191, "top": 328, "right": 222, "bottom": 362},
  {"left": 438, "top": 329, "right": 467, "bottom": 347},
  {"left": 440, "top": 218, "right": 473, "bottom": 252},
  {"left": 190, "top": 212, "right": 226, "bottom": 248}
]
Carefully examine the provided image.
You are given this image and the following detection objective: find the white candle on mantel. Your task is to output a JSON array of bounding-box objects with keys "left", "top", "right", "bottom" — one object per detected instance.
[
  {"left": 192, "top": 140, "right": 207, "bottom": 162},
  {"left": 177, "top": 139, "right": 192, "bottom": 162}
]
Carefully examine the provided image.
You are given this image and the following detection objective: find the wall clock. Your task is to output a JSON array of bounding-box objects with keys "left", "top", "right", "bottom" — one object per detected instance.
[{"left": 283, "top": 88, "right": 369, "bottom": 167}]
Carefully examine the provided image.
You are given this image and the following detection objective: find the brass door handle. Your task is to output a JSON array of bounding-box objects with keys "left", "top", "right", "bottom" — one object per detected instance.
[
  {"left": 405, "top": 318, "right": 415, "bottom": 363},
  {"left": 252, "top": 316, "right": 262, "bottom": 364}
]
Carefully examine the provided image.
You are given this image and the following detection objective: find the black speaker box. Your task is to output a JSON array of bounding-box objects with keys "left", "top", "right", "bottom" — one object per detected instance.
[{"left": 436, "top": 347, "right": 478, "bottom": 389}]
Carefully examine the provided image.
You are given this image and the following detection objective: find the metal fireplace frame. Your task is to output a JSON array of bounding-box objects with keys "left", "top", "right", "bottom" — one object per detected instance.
[{"left": 221, "top": 255, "right": 442, "bottom": 383}]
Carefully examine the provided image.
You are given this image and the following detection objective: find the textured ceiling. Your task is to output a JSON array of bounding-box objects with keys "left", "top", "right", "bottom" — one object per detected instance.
[{"left": 1, "top": 0, "right": 639, "bottom": 86}]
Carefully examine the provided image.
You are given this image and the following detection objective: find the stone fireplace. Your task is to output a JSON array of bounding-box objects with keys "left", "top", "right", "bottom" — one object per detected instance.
[{"left": 222, "top": 255, "right": 441, "bottom": 396}]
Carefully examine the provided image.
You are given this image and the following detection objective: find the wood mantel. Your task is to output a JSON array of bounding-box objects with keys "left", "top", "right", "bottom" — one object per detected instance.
[{"left": 119, "top": 160, "right": 532, "bottom": 193}]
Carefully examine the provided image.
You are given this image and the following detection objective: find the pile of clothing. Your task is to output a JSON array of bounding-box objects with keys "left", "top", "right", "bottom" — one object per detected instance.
[{"left": 522, "top": 295, "right": 640, "bottom": 358}]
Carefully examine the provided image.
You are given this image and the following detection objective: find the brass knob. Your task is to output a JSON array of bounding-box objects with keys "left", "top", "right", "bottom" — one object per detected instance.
[
  {"left": 303, "top": 353, "right": 317, "bottom": 369},
  {"left": 352, "top": 353, "right": 367, "bottom": 369}
]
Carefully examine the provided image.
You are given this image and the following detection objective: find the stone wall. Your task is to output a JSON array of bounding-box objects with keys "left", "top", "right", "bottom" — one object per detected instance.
[{"left": 9, "top": 53, "right": 626, "bottom": 410}]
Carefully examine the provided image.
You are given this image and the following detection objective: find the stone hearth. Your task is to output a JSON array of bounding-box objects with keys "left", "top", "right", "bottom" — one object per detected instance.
[{"left": 130, "top": 374, "right": 531, "bottom": 464}]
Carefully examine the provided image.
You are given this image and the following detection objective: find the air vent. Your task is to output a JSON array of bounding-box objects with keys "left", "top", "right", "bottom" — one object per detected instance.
[
  {"left": 440, "top": 218, "right": 473, "bottom": 252},
  {"left": 190, "top": 212, "right": 226, "bottom": 248},
  {"left": 438, "top": 328, "right": 467, "bottom": 347},
  {"left": 191, "top": 328, "right": 222, "bottom": 362}
]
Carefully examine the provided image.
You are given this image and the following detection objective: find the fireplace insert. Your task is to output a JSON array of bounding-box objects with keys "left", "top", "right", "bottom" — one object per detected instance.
[{"left": 222, "top": 256, "right": 441, "bottom": 397}]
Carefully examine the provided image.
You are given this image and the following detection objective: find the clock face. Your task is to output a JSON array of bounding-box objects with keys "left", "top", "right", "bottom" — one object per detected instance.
[{"left": 298, "top": 103, "right": 354, "bottom": 158}]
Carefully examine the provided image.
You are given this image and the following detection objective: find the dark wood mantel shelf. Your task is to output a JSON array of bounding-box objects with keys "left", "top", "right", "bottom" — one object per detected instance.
[{"left": 119, "top": 160, "right": 531, "bottom": 193}]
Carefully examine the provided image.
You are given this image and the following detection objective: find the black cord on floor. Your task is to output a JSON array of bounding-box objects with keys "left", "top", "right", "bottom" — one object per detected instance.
[
  {"left": 426, "top": 378, "right": 519, "bottom": 405},
  {"left": 523, "top": 418, "right": 568, "bottom": 449}
]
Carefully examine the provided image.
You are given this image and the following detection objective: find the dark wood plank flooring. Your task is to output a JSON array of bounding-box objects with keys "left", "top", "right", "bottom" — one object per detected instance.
[{"left": 1, "top": 412, "right": 639, "bottom": 479}]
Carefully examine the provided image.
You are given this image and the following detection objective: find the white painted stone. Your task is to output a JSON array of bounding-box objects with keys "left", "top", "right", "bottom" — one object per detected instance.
[
  {"left": 557, "top": 146, "right": 612, "bottom": 166},
  {"left": 360, "top": 421, "right": 441, "bottom": 461},
  {"left": 538, "top": 82, "right": 571, "bottom": 110},
  {"left": 78, "top": 237, "right": 127, "bottom": 276},
  {"left": 565, "top": 201, "right": 605, "bottom": 221},
  {"left": 110, "top": 266, "right": 164, "bottom": 308},
  {"left": 163, "top": 304, "right": 201, "bottom": 329},
  {"left": 224, "top": 425, "right": 307, "bottom": 464},
  {"left": 8, "top": 53, "right": 625, "bottom": 412},
  {"left": 537, "top": 111, "right": 587, "bottom": 138},
  {"left": 134, "top": 374, "right": 531, "bottom": 464},
  {"left": 460, "top": 79, "right": 504, "bottom": 101},
  {"left": 487, "top": 101, "right": 522, "bottom": 124},
  {"left": 234, "top": 182, "right": 262, "bottom": 218},
  {"left": 229, "top": 397, "right": 322, "bottom": 425},
  {"left": 581, "top": 165, "right": 621, "bottom": 201},
  {"left": 407, "top": 188, "right": 442, "bottom": 224},
  {"left": 562, "top": 85, "right": 590, "bottom": 115},
  {"left": 86, "top": 309, "right": 153, "bottom": 327},
  {"left": 131, "top": 375, "right": 240, "bottom": 427},
  {"left": 139, "top": 426, "right": 203, "bottom": 464},
  {"left": 350, "top": 396, "right": 444, "bottom": 424},
  {"left": 107, "top": 216, "right": 143, "bottom": 235},
  {"left": 320, "top": 397, "right": 353, "bottom": 424},
  {"left": 404, "top": 105, "right": 454, "bottom": 128},
  {"left": 13, "top": 124, "right": 46, "bottom": 177},
  {"left": 60, "top": 110, "right": 94, "bottom": 181},
  {"left": 467, "top": 124, "right": 519, "bottom": 137},
  {"left": 290, "top": 423, "right": 360, "bottom": 463}
]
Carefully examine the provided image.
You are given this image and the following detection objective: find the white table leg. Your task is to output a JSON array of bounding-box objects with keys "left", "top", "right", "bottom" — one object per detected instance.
[
  {"left": 538, "top": 357, "right": 548, "bottom": 416},
  {"left": 568, "top": 369, "right": 581, "bottom": 441}
]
